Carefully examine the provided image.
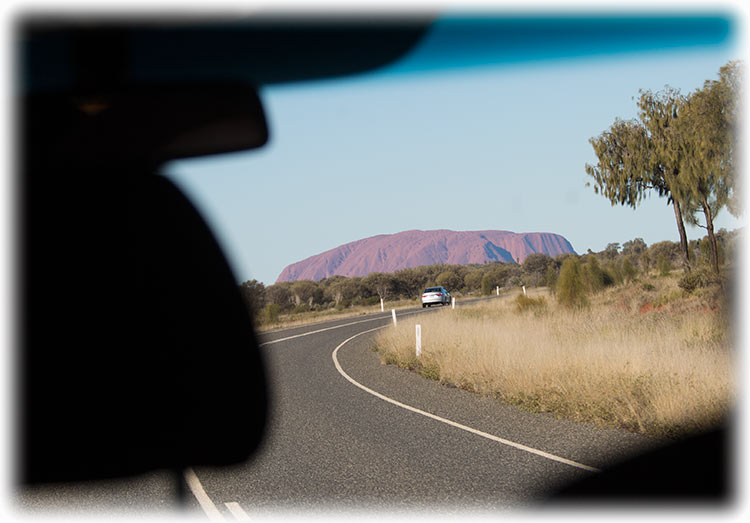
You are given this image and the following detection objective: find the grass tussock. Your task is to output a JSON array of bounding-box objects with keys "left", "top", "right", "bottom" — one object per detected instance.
[{"left": 374, "top": 279, "right": 733, "bottom": 438}]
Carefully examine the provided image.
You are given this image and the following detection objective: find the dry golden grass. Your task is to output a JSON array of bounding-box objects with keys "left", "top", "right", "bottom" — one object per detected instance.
[{"left": 374, "top": 280, "right": 734, "bottom": 438}]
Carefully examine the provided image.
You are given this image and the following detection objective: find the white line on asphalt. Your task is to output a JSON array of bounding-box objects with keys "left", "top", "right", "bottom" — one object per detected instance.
[
  {"left": 331, "top": 328, "right": 601, "bottom": 473},
  {"left": 225, "top": 502, "right": 251, "bottom": 521},
  {"left": 182, "top": 299, "right": 499, "bottom": 517},
  {"left": 184, "top": 467, "right": 225, "bottom": 521},
  {"left": 259, "top": 296, "right": 502, "bottom": 347},
  {"left": 259, "top": 308, "right": 433, "bottom": 347}
]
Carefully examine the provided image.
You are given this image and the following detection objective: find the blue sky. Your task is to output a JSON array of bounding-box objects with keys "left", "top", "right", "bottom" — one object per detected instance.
[{"left": 164, "top": 13, "right": 743, "bottom": 286}]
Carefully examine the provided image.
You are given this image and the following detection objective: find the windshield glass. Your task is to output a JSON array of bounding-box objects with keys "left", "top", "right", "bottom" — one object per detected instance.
[
  {"left": 161, "top": 10, "right": 741, "bottom": 510},
  {"left": 16, "top": 7, "right": 743, "bottom": 516},
  {"left": 165, "top": 13, "right": 740, "bottom": 286}
]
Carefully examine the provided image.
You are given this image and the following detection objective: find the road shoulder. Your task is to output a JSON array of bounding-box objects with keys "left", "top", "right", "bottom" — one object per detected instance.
[{"left": 335, "top": 329, "right": 661, "bottom": 472}]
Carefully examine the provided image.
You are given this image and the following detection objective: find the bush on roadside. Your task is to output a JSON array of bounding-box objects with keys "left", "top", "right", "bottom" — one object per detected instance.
[
  {"left": 353, "top": 296, "right": 380, "bottom": 307},
  {"left": 263, "top": 303, "right": 280, "bottom": 324},
  {"left": 678, "top": 268, "right": 720, "bottom": 294},
  {"left": 657, "top": 254, "right": 672, "bottom": 276},
  {"left": 544, "top": 264, "right": 558, "bottom": 292},
  {"left": 292, "top": 303, "right": 311, "bottom": 314},
  {"left": 481, "top": 274, "right": 493, "bottom": 295},
  {"left": 603, "top": 260, "right": 623, "bottom": 286},
  {"left": 622, "top": 258, "right": 638, "bottom": 282},
  {"left": 678, "top": 271, "right": 703, "bottom": 293},
  {"left": 556, "top": 257, "right": 588, "bottom": 309}
]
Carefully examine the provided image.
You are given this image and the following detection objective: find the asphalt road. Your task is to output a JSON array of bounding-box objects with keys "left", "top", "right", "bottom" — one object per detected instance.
[{"left": 14, "top": 296, "right": 657, "bottom": 518}]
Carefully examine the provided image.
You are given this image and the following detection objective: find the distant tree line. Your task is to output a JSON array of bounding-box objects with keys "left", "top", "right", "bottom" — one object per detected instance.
[
  {"left": 239, "top": 229, "right": 738, "bottom": 323},
  {"left": 240, "top": 261, "right": 531, "bottom": 324},
  {"left": 554, "top": 229, "right": 738, "bottom": 309},
  {"left": 237, "top": 63, "right": 743, "bottom": 324}
]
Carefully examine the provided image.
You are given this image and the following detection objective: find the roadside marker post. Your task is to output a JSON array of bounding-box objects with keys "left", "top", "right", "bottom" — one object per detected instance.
[
  {"left": 391, "top": 309, "right": 397, "bottom": 327},
  {"left": 496, "top": 286, "right": 499, "bottom": 296},
  {"left": 416, "top": 324, "right": 422, "bottom": 356},
  {"left": 381, "top": 298, "right": 384, "bottom": 312},
  {"left": 522, "top": 285, "right": 527, "bottom": 296},
  {"left": 452, "top": 297, "right": 455, "bottom": 309}
]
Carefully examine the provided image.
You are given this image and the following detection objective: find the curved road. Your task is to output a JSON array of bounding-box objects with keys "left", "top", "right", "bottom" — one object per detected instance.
[
  {"left": 15, "top": 297, "right": 655, "bottom": 518},
  {"left": 186, "top": 298, "right": 653, "bottom": 518}
]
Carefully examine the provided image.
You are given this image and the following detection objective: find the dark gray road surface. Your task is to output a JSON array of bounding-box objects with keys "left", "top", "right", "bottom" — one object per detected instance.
[{"left": 14, "top": 297, "right": 657, "bottom": 518}]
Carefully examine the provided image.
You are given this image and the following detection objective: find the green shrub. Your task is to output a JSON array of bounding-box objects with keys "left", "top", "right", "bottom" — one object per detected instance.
[
  {"left": 657, "top": 254, "right": 672, "bottom": 276},
  {"left": 678, "top": 272, "right": 702, "bottom": 293},
  {"left": 556, "top": 257, "right": 588, "bottom": 309},
  {"left": 641, "top": 282, "right": 656, "bottom": 292},
  {"left": 463, "top": 271, "right": 484, "bottom": 293},
  {"left": 436, "top": 270, "right": 462, "bottom": 291},
  {"left": 353, "top": 296, "right": 380, "bottom": 307},
  {"left": 291, "top": 303, "right": 311, "bottom": 314},
  {"left": 622, "top": 258, "right": 637, "bottom": 282},
  {"left": 481, "top": 274, "right": 493, "bottom": 295},
  {"left": 581, "top": 256, "right": 612, "bottom": 292},
  {"left": 603, "top": 261, "right": 623, "bottom": 286},
  {"left": 678, "top": 269, "right": 717, "bottom": 294},
  {"left": 263, "top": 303, "right": 280, "bottom": 324},
  {"left": 544, "top": 265, "right": 558, "bottom": 291}
]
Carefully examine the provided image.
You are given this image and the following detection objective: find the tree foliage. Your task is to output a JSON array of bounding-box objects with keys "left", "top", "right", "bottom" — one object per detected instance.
[
  {"left": 672, "top": 61, "right": 741, "bottom": 274},
  {"left": 463, "top": 270, "right": 484, "bottom": 293},
  {"left": 291, "top": 280, "right": 319, "bottom": 306},
  {"left": 239, "top": 279, "right": 265, "bottom": 315},
  {"left": 436, "top": 270, "right": 462, "bottom": 291},
  {"left": 365, "top": 272, "right": 397, "bottom": 301},
  {"left": 586, "top": 89, "right": 692, "bottom": 271},
  {"left": 522, "top": 253, "right": 553, "bottom": 287},
  {"left": 621, "top": 237, "right": 647, "bottom": 257},
  {"left": 586, "top": 61, "right": 741, "bottom": 276},
  {"left": 621, "top": 258, "right": 637, "bottom": 283}
]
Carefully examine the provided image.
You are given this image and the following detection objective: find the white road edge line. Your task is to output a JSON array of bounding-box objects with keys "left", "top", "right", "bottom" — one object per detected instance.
[
  {"left": 259, "top": 297, "right": 494, "bottom": 337},
  {"left": 184, "top": 467, "right": 225, "bottom": 521},
  {"left": 183, "top": 308, "right": 439, "bottom": 519},
  {"left": 259, "top": 308, "right": 433, "bottom": 347},
  {"left": 332, "top": 327, "right": 601, "bottom": 473},
  {"left": 225, "top": 501, "right": 251, "bottom": 521},
  {"left": 182, "top": 299, "right": 512, "bottom": 518}
]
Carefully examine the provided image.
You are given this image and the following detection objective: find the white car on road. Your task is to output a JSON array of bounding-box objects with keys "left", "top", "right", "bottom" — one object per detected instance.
[{"left": 421, "top": 286, "right": 451, "bottom": 307}]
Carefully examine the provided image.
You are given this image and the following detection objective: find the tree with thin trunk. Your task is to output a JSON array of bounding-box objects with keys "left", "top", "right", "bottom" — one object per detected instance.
[
  {"left": 673, "top": 61, "right": 740, "bottom": 275},
  {"left": 291, "top": 280, "right": 318, "bottom": 307},
  {"left": 585, "top": 104, "right": 692, "bottom": 271},
  {"left": 364, "top": 272, "right": 395, "bottom": 301},
  {"left": 635, "top": 87, "right": 695, "bottom": 272},
  {"left": 587, "top": 62, "right": 741, "bottom": 277}
]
